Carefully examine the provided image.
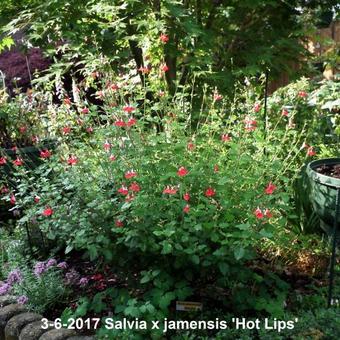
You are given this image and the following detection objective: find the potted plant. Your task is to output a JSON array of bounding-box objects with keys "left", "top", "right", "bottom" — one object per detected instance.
[
  {"left": 306, "top": 158, "right": 340, "bottom": 308},
  {"left": 306, "top": 158, "right": 340, "bottom": 234}
]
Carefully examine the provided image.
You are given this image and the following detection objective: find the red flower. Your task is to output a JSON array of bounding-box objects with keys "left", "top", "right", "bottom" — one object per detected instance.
[
  {"left": 160, "top": 33, "right": 169, "bottom": 43},
  {"left": 254, "top": 207, "right": 264, "bottom": 219},
  {"left": 118, "top": 186, "right": 129, "bottom": 196},
  {"left": 244, "top": 118, "right": 257, "bottom": 131},
  {"left": 64, "top": 98, "right": 71, "bottom": 105},
  {"left": 163, "top": 186, "right": 178, "bottom": 195},
  {"left": 183, "top": 204, "right": 190, "bottom": 213},
  {"left": 205, "top": 187, "right": 216, "bottom": 197},
  {"left": 213, "top": 93, "right": 223, "bottom": 101},
  {"left": 221, "top": 134, "right": 231, "bottom": 142},
  {"left": 34, "top": 196, "right": 40, "bottom": 203},
  {"left": 62, "top": 126, "right": 71, "bottom": 134},
  {"left": 298, "top": 91, "right": 308, "bottom": 98},
  {"left": 104, "top": 141, "right": 111, "bottom": 151},
  {"left": 95, "top": 281, "right": 107, "bottom": 291},
  {"left": 123, "top": 105, "right": 135, "bottom": 113},
  {"left": 177, "top": 166, "right": 188, "bottom": 177},
  {"left": 0, "top": 157, "right": 7, "bottom": 165},
  {"left": 265, "top": 182, "right": 277, "bottom": 195},
  {"left": 19, "top": 126, "right": 27, "bottom": 134},
  {"left": 111, "top": 84, "right": 119, "bottom": 91},
  {"left": 67, "top": 155, "right": 78, "bottom": 165},
  {"left": 253, "top": 103, "right": 261, "bottom": 112},
  {"left": 114, "top": 120, "right": 126, "bottom": 127},
  {"left": 125, "top": 170, "right": 137, "bottom": 179},
  {"left": 40, "top": 149, "right": 52, "bottom": 159},
  {"left": 160, "top": 64, "right": 169, "bottom": 72},
  {"left": 127, "top": 118, "right": 137, "bottom": 127},
  {"left": 138, "top": 66, "right": 150, "bottom": 74},
  {"left": 159, "top": 91, "right": 165, "bottom": 97},
  {"left": 42, "top": 206, "right": 53, "bottom": 217},
  {"left": 0, "top": 186, "right": 9, "bottom": 194},
  {"left": 10, "top": 194, "right": 16, "bottom": 205},
  {"left": 91, "top": 273, "right": 103, "bottom": 281},
  {"left": 129, "top": 182, "right": 141, "bottom": 192},
  {"left": 183, "top": 192, "right": 190, "bottom": 201},
  {"left": 187, "top": 142, "right": 195, "bottom": 151},
  {"left": 13, "top": 158, "right": 23, "bottom": 166},
  {"left": 109, "top": 155, "right": 116, "bottom": 161},
  {"left": 31, "top": 135, "right": 40, "bottom": 143},
  {"left": 264, "top": 209, "right": 273, "bottom": 218},
  {"left": 281, "top": 109, "right": 289, "bottom": 117},
  {"left": 81, "top": 107, "right": 89, "bottom": 114},
  {"left": 307, "top": 146, "right": 316, "bottom": 156},
  {"left": 11, "top": 146, "right": 17, "bottom": 152},
  {"left": 86, "top": 127, "right": 94, "bottom": 133},
  {"left": 115, "top": 220, "right": 124, "bottom": 227}
]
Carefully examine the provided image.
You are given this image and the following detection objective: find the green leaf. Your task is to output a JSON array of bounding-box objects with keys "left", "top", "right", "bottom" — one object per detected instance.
[
  {"left": 191, "top": 255, "right": 200, "bottom": 264},
  {"left": 218, "top": 262, "right": 229, "bottom": 275},
  {"left": 65, "top": 244, "right": 74, "bottom": 254},
  {"left": 161, "top": 242, "right": 172, "bottom": 254},
  {"left": 159, "top": 292, "right": 175, "bottom": 310},
  {"left": 235, "top": 223, "right": 250, "bottom": 230},
  {"left": 0, "top": 36, "right": 14, "bottom": 52},
  {"left": 234, "top": 247, "right": 245, "bottom": 260}
]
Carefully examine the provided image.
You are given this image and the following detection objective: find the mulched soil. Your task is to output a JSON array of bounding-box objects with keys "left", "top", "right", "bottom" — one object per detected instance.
[{"left": 315, "top": 163, "right": 340, "bottom": 179}]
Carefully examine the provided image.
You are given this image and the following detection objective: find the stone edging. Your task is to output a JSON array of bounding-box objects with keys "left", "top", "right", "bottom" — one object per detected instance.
[{"left": 0, "top": 295, "right": 94, "bottom": 340}]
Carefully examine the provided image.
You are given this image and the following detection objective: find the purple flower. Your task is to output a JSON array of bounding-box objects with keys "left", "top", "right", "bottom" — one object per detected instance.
[
  {"left": 0, "top": 283, "right": 12, "bottom": 295},
  {"left": 7, "top": 269, "right": 23, "bottom": 285},
  {"left": 17, "top": 295, "right": 29, "bottom": 305},
  {"left": 57, "top": 262, "right": 68, "bottom": 269},
  {"left": 65, "top": 269, "right": 80, "bottom": 286},
  {"left": 34, "top": 262, "right": 46, "bottom": 277},
  {"left": 46, "top": 258, "right": 57, "bottom": 268},
  {"left": 79, "top": 277, "right": 89, "bottom": 287}
]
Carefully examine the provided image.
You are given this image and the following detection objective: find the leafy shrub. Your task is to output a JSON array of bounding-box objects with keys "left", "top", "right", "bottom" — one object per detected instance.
[{"left": 3, "top": 74, "right": 338, "bottom": 324}]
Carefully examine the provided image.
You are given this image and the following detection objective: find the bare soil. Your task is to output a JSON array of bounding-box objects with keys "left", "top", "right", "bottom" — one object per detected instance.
[{"left": 315, "top": 163, "right": 340, "bottom": 179}]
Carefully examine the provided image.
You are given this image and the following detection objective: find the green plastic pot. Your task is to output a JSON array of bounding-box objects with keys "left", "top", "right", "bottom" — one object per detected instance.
[{"left": 306, "top": 158, "right": 340, "bottom": 234}]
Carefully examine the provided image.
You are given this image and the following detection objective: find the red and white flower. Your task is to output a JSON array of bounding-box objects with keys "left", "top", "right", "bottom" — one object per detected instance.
[
  {"left": 42, "top": 206, "right": 54, "bottom": 217},
  {"left": 254, "top": 207, "right": 264, "bottom": 219},
  {"left": 67, "top": 155, "right": 78, "bottom": 166},
  {"left": 177, "top": 166, "right": 189, "bottom": 177},
  {"left": 205, "top": 187, "right": 216, "bottom": 197},
  {"left": 13, "top": 158, "right": 23, "bottom": 166},
  {"left": 163, "top": 186, "right": 178, "bottom": 195},
  {"left": 265, "top": 182, "right": 277, "bottom": 195},
  {"left": 40, "top": 149, "right": 52, "bottom": 159},
  {"left": 221, "top": 134, "right": 231, "bottom": 142},
  {"left": 118, "top": 186, "right": 129, "bottom": 196},
  {"left": 125, "top": 170, "right": 137, "bottom": 179},
  {"left": 160, "top": 33, "right": 169, "bottom": 43}
]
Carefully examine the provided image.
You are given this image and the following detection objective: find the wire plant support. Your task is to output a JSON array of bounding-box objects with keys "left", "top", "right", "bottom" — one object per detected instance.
[{"left": 327, "top": 186, "right": 340, "bottom": 308}]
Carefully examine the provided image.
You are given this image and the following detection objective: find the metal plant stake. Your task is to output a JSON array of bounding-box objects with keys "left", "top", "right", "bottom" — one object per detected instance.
[{"left": 328, "top": 187, "right": 340, "bottom": 308}]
